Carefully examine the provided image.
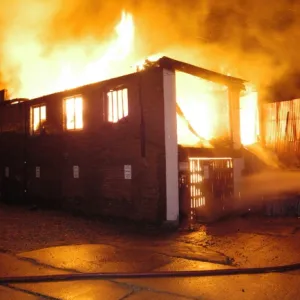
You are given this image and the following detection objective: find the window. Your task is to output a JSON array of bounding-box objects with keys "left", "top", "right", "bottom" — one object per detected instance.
[
  {"left": 64, "top": 96, "right": 83, "bottom": 130},
  {"left": 107, "top": 88, "right": 128, "bottom": 123},
  {"left": 31, "top": 105, "right": 46, "bottom": 134}
]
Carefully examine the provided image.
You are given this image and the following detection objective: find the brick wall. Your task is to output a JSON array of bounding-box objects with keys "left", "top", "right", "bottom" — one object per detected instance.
[
  {"left": 0, "top": 102, "right": 27, "bottom": 204},
  {"left": 0, "top": 68, "right": 168, "bottom": 223}
]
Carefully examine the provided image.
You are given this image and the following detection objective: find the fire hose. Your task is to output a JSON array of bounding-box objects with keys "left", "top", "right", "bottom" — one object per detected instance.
[{"left": 1, "top": 262, "right": 300, "bottom": 284}]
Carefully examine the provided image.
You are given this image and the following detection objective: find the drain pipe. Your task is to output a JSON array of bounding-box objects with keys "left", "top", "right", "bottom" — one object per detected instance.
[{"left": 1, "top": 262, "right": 300, "bottom": 284}]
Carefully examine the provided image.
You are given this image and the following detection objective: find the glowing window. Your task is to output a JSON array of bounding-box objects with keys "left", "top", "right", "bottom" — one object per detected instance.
[
  {"left": 64, "top": 96, "right": 83, "bottom": 130},
  {"left": 107, "top": 88, "right": 128, "bottom": 123},
  {"left": 31, "top": 105, "right": 46, "bottom": 134}
]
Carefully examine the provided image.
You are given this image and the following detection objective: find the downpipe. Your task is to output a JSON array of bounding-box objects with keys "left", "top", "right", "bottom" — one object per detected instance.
[{"left": 1, "top": 263, "right": 300, "bottom": 284}]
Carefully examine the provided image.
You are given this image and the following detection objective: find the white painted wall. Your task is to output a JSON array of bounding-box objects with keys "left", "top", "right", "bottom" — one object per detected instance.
[{"left": 163, "top": 69, "right": 179, "bottom": 222}]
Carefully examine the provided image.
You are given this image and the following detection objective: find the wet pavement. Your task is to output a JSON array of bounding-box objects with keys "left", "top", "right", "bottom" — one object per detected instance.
[
  {"left": 1, "top": 245, "right": 300, "bottom": 300},
  {"left": 0, "top": 285, "right": 42, "bottom": 300},
  {"left": 1, "top": 243, "right": 232, "bottom": 299},
  {"left": 1, "top": 205, "right": 300, "bottom": 299}
]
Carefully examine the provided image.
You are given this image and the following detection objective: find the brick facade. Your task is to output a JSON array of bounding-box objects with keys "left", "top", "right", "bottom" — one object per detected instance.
[
  {"left": 0, "top": 67, "right": 167, "bottom": 223},
  {"left": 0, "top": 57, "right": 247, "bottom": 224}
]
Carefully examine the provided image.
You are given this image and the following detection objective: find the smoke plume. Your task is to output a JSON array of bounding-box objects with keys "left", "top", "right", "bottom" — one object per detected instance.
[
  {"left": 0, "top": 0, "right": 299, "bottom": 98},
  {"left": 239, "top": 170, "right": 300, "bottom": 201}
]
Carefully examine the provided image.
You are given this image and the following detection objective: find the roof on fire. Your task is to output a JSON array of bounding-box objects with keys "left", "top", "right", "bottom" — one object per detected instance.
[
  {"left": 156, "top": 56, "right": 246, "bottom": 90},
  {"left": 1, "top": 56, "right": 248, "bottom": 103}
]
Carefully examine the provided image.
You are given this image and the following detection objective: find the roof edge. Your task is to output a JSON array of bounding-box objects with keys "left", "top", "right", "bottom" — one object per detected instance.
[{"left": 157, "top": 56, "right": 246, "bottom": 89}]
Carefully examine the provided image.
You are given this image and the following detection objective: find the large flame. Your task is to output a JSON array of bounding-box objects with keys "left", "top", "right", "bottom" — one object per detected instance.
[
  {"left": 11, "top": 11, "right": 135, "bottom": 99},
  {"left": 56, "top": 11, "right": 135, "bottom": 95},
  {"left": 176, "top": 71, "right": 229, "bottom": 146},
  {"left": 6, "top": 9, "right": 259, "bottom": 148},
  {"left": 175, "top": 72, "right": 259, "bottom": 147}
]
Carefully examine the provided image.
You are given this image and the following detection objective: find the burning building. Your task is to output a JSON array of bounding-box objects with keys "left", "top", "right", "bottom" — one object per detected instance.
[
  {"left": 264, "top": 97, "right": 300, "bottom": 167},
  {"left": 0, "top": 55, "right": 258, "bottom": 226}
]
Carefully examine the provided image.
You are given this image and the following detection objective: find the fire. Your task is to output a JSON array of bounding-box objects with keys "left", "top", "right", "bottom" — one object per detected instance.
[
  {"left": 135, "top": 54, "right": 163, "bottom": 71},
  {"left": 65, "top": 96, "right": 83, "bottom": 130},
  {"left": 56, "top": 11, "right": 134, "bottom": 94},
  {"left": 240, "top": 88, "right": 259, "bottom": 145},
  {"left": 175, "top": 72, "right": 259, "bottom": 147},
  {"left": 5, "top": 8, "right": 259, "bottom": 148},
  {"left": 11, "top": 11, "right": 135, "bottom": 99},
  {"left": 32, "top": 105, "right": 46, "bottom": 132},
  {"left": 108, "top": 88, "right": 129, "bottom": 123},
  {"left": 175, "top": 71, "right": 229, "bottom": 146}
]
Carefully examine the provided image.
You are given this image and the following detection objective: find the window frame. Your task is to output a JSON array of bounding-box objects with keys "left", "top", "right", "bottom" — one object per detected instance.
[
  {"left": 106, "top": 87, "right": 129, "bottom": 123},
  {"left": 30, "top": 103, "right": 47, "bottom": 135},
  {"left": 63, "top": 95, "right": 84, "bottom": 131}
]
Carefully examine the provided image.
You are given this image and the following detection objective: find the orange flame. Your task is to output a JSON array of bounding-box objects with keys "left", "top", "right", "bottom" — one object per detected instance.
[
  {"left": 9, "top": 9, "right": 259, "bottom": 148},
  {"left": 240, "top": 89, "right": 259, "bottom": 145},
  {"left": 176, "top": 71, "right": 229, "bottom": 146},
  {"left": 56, "top": 11, "right": 134, "bottom": 94},
  {"left": 175, "top": 73, "right": 259, "bottom": 147},
  {"left": 13, "top": 11, "right": 135, "bottom": 99}
]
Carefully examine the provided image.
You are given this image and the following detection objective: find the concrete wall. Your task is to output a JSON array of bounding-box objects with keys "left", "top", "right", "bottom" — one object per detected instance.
[{"left": 163, "top": 69, "right": 179, "bottom": 223}]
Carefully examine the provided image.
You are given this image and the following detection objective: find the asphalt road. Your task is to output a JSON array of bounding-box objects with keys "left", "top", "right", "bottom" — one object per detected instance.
[{"left": 1, "top": 205, "right": 300, "bottom": 299}]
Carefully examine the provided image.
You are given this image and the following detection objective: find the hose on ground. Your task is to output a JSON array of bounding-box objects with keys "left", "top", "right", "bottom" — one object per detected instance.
[{"left": 1, "top": 262, "right": 300, "bottom": 284}]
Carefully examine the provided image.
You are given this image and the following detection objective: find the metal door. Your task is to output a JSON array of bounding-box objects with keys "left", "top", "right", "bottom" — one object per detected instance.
[{"left": 179, "top": 157, "right": 234, "bottom": 224}]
